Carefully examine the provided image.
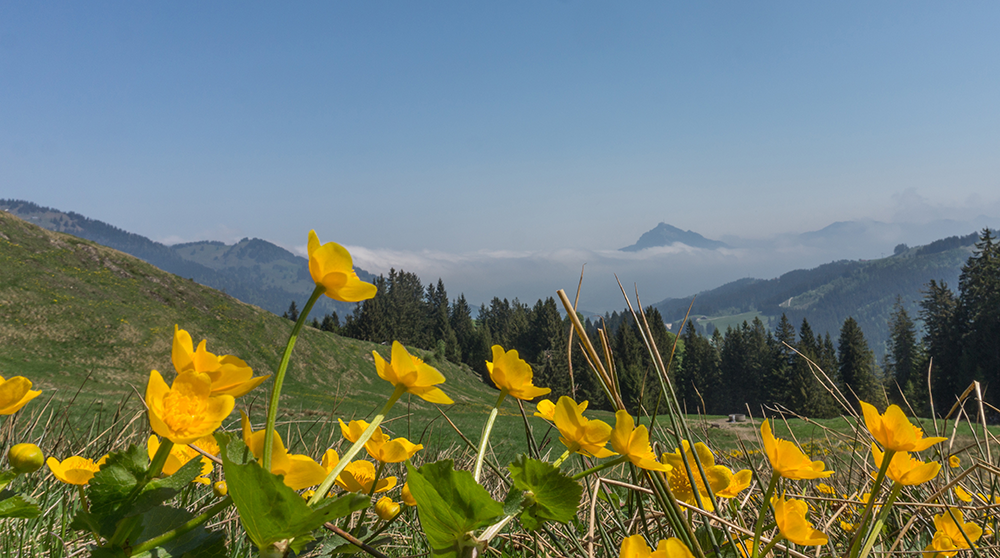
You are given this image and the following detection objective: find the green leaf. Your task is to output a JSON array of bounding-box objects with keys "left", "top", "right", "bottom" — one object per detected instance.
[
  {"left": 219, "top": 434, "right": 368, "bottom": 549},
  {"left": 0, "top": 470, "right": 19, "bottom": 490},
  {"left": 0, "top": 490, "right": 40, "bottom": 518},
  {"left": 406, "top": 460, "right": 503, "bottom": 557},
  {"left": 507, "top": 455, "right": 581, "bottom": 531},
  {"left": 127, "top": 505, "right": 228, "bottom": 558},
  {"left": 83, "top": 443, "right": 206, "bottom": 540}
]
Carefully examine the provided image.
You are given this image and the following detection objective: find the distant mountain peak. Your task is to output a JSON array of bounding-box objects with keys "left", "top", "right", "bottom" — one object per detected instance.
[{"left": 620, "top": 222, "right": 729, "bottom": 252}]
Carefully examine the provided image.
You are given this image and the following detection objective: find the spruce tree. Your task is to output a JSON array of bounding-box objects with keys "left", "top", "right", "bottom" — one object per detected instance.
[
  {"left": 885, "top": 296, "right": 925, "bottom": 409},
  {"left": 838, "top": 317, "right": 883, "bottom": 410},
  {"left": 920, "top": 280, "right": 960, "bottom": 410},
  {"left": 957, "top": 228, "right": 1000, "bottom": 408}
]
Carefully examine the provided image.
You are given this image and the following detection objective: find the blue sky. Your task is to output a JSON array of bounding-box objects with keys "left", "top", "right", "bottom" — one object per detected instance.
[{"left": 3, "top": 2, "right": 999, "bottom": 309}]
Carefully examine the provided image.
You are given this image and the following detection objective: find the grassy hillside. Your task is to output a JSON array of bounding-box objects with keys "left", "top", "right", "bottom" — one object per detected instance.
[
  {"left": 0, "top": 210, "right": 519, "bottom": 458},
  {"left": 0, "top": 199, "right": 372, "bottom": 320}
]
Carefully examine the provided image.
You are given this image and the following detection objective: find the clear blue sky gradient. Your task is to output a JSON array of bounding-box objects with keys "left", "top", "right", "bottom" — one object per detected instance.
[{"left": 3, "top": 2, "right": 999, "bottom": 307}]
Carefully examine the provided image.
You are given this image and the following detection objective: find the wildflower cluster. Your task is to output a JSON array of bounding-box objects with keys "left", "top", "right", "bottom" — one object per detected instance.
[{"left": 2, "top": 227, "right": 993, "bottom": 558}]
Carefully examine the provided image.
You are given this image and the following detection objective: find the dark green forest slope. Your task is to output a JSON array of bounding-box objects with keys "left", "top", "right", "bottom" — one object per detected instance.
[{"left": 654, "top": 236, "right": 978, "bottom": 354}]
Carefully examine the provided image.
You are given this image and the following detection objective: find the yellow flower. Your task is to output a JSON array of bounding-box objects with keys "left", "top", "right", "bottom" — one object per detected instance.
[
  {"left": 871, "top": 444, "right": 941, "bottom": 486},
  {"left": 948, "top": 455, "right": 961, "bottom": 468},
  {"left": 553, "top": 396, "right": 615, "bottom": 458},
  {"left": 772, "top": 492, "right": 829, "bottom": 546},
  {"left": 241, "top": 412, "right": 327, "bottom": 490},
  {"left": 619, "top": 534, "right": 695, "bottom": 558},
  {"left": 171, "top": 325, "right": 269, "bottom": 398},
  {"left": 610, "top": 411, "right": 670, "bottom": 472},
  {"left": 307, "top": 230, "right": 377, "bottom": 302},
  {"left": 213, "top": 481, "right": 228, "bottom": 497},
  {"left": 401, "top": 482, "right": 417, "bottom": 507},
  {"left": 717, "top": 469, "right": 753, "bottom": 499},
  {"left": 147, "top": 435, "right": 213, "bottom": 484},
  {"left": 662, "top": 441, "right": 732, "bottom": 510},
  {"left": 861, "top": 401, "right": 946, "bottom": 452},
  {"left": 0, "top": 375, "right": 41, "bottom": 415},
  {"left": 339, "top": 419, "right": 423, "bottom": 463},
  {"left": 761, "top": 419, "right": 833, "bottom": 480},
  {"left": 534, "top": 399, "right": 562, "bottom": 421},
  {"left": 954, "top": 486, "right": 973, "bottom": 503},
  {"left": 46, "top": 455, "right": 108, "bottom": 485},
  {"left": 486, "top": 345, "right": 550, "bottom": 401},
  {"left": 374, "top": 341, "right": 453, "bottom": 404},
  {"left": 923, "top": 509, "right": 982, "bottom": 557},
  {"left": 816, "top": 483, "right": 836, "bottom": 495},
  {"left": 146, "top": 370, "right": 235, "bottom": 444},
  {"left": 335, "top": 461, "right": 396, "bottom": 494},
  {"left": 375, "top": 496, "right": 401, "bottom": 520},
  {"left": 840, "top": 520, "right": 855, "bottom": 532}
]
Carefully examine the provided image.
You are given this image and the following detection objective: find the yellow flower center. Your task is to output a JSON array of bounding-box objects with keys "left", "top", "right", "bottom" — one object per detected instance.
[{"left": 161, "top": 390, "right": 206, "bottom": 436}]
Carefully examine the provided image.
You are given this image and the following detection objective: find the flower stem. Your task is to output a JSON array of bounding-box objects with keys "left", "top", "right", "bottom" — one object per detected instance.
[
  {"left": 849, "top": 449, "right": 895, "bottom": 558},
  {"left": 751, "top": 471, "right": 779, "bottom": 558},
  {"left": 757, "top": 534, "right": 783, "bottom": 557},
  {"left": 571, "top": 455, "right": 628, "bottom": 481},
  {"left": 263, "top": 285, "right": 325, "bottom": 471},
  {"left": 552, "top": 449, "right": 572, "bottom": 468},
  {"left": 148, "top": 438, "right": 174, "bottom": 479},
  {"left": 130, "top": 496, "right": 234, "bottom": 555},
  {"left": 308, "top": 384, "right": 406, "bottom": 507},
  {"left": 474, "top": 391, "right": 507, "bottom": 483},
  {"left": 858, "top": 482, "right": 903, "bottom": 558}
]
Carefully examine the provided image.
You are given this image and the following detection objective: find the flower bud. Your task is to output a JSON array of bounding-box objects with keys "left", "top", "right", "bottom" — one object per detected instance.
[
  {"left": 213, "top": 481, "right": 228, "bottom": 498},
  {"left": 8, "top": 443, "right": 44, "bottom": 474},
  {"left": 375, "top": 496, "right": 400, "bottom": 521},
  {"left": 401, "top": 482, "right": 417, "bottom": 507}
]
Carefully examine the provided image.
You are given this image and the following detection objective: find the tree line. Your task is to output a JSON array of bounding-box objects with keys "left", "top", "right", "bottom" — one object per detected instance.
[{"left": 285, "top": 228, "right": 998, "bottom": 418}]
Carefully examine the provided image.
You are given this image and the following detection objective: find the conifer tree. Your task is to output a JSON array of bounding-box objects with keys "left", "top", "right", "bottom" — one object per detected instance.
[
  {"left": 920, "top": 279, "right": 960, "bottom": 410},
  {"left": 957, "top": 228, "right": 1000, "bottom": 408},
  {"left": 838, "top": 317, "right": 883, "bottom": 410},
  {"left": 885, "top": 296, "right": 925, "bottom": 409}
]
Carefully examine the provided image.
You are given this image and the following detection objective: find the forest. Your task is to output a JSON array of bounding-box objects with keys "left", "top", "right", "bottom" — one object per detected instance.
[{"left": 292, "top": 229, "right": 999, "bottom": 419}]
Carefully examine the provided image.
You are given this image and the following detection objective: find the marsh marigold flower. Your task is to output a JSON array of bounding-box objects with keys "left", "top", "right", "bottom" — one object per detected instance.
[
  {"left": 717, "top": 469, "right": 753, "bottom": 499},
  {"left": 871, "top": 444, "right": 940, "bottom": 486},
  {"left": 146, "top": 370, "right": 235, "bottom": 444},
  {"left": 553, "top": 396, "right": 615, "bottom": 458},
  {"left": 171, "top": 325, "right": 269, "bottom": 398},
  {"left": 861, "top": 401, "right": 946, "bottom": 452},
  {"left": 761, "top": 419, "right": 833, "bottom": 480},
  {"left": 147, "top": 435, "right": 214, "bottom": 484},
  {"left": 46, "top": 455, "right": 108, "bottom": 485},
  {"left": 401, "top": 482, "right": 417, "bottom": 507},
  {"left": 816, "top": 483, "right": 836, "bottom": 495},
  {"left": 662, "top": 441, "right": 732, "bottom": 510},
  {"left": 0, "top": 375, "right": 41, "bottom": 415},
  {"left": 307, "top": 230, "right": 377, "bottom": 302},
  {"left": 339, "top": 418, "right": 423, "bottom": 463},
  {"left": 336, "top": 460, "right": 396, "bottom": 494},
  {"left": 610, "top": 411, "right": 670, "bottom": 472},
  {"left": 486, "top": 345, "right": 550, "bottom": 400},
  {"left": 374, "top": 341, "right": 453, "bottom": 404},
  {"left": 924, "top": 509, "right": 982, "bottom": 557},
  {"left": 375, "top": 496, "right": 401, "bottom": 520},
  {"left": 241, "top": 412, "right": 327, "bottom": 490},
  {"left": 619, "top": 534, "right": 695, "bottom": 558},
  {"left": 772, "top": 492, "right": 828, "bottom": 546},
  {"left": 949, "top": 455, "right": 961, "bottom": 468},
  {"left": 534, "top": 399, "right": 559, "bottom": 421}
]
